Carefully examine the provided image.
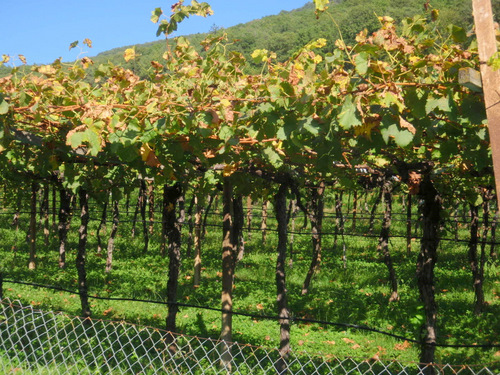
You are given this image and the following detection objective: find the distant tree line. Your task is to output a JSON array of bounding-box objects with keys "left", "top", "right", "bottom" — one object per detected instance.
[{"left": 1, "top": 0, "right": 498, "bottom": 79}]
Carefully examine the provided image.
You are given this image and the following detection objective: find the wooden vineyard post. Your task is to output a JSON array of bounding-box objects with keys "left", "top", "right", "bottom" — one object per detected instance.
[
  {"left": 28, "top": 182, "right": 38, "bottom": 270},
  {"left": 96, "top": 195, "right": 109, "bottom": 254},
  {"left": 352, "top": 190, "right": 358, "bottom": 231},
  {"left": 406, "top": 193, "right": 412, "bottom": 256},
  {"left": 193, "top": 196, "right": 202, "bottom": 287},
  {"left": 275, "top": 183, "right": 291, "bottom": 374},
  {"left": 148, "top": 181, "right": 155, "bottom": 235},
  {"left": 233, "top": 195, "right": 245, "bottom": 262},
  {"left": 76, "top": 189, "right": 91, "bottom": 319},
  {"left": 41, "top": 184, "right": 50, "bottom": 247},
  {"left": 140, "top": 180, "right": 149, "bottom": 253},
  {"left": 472, "top": 0, "right": 500, "bottom": 208},
  {"left": 105, "top": 200, "right": 119, "bottom": 274},
  {"left": 246, "top": 196, "right": 252, "bottom": 240},
  {"left": 261, "top": 200, "right": 269, "bottom": 245},
  {"left": 58, "top": 188, "right": 72, "bottom": 269}
]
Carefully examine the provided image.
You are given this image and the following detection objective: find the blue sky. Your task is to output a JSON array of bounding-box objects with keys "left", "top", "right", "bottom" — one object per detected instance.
[{"left": 1, "top": 0, "right": 310, "bottom": 66}]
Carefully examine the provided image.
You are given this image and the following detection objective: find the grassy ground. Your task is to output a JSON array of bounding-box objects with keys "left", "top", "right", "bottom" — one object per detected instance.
[{"left": 0, "top": 194, "right": 499, "bottom": 369}]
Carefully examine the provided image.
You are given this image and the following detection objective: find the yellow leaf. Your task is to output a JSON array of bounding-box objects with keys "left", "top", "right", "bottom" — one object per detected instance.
[
  {"left": 294, "top": 62, "right": 305, "bottom": 71},
  {"left": 83, "top": 38, "right": 93, "bottom": 48},
  {"left": 223, "top": 163, "right": 238, "bottom": 177},
  {"left": 38, "top": 65, "right": 57, "bottom": 76},
  {"left": 124, "top": 47, "right": 137, "bottom": 62},
  {"left": 140, "top": 143, "right": 162, "bottom": 168}
]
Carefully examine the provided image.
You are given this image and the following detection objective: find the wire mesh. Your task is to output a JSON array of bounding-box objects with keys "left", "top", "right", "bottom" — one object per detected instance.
[{"left": 0, "top": 299, "right": 497, "bottom": 375}]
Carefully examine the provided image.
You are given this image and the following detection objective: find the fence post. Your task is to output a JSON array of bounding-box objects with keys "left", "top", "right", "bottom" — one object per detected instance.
[{"left": 406, "top": 193, "right": 412, "bottom": 256}]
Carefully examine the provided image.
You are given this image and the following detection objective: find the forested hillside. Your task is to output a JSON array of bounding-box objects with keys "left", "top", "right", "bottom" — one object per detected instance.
[{"left": 1, "top": 0, "right": 498, "bottom": 78}]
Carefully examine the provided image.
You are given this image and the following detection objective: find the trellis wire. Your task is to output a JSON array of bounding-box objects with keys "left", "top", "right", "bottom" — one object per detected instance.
[{"left": 0, "top": 299, "right": 497, "bottom": 375}]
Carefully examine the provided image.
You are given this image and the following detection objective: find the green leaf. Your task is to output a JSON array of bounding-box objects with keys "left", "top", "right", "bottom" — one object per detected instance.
[
  {"left": 314, "top": 0, "right": 330, "bottom": 12},
  {"left": 380, "top": 123, "right": 413, "bottom": 147},
  {"left": 300, "top": 117, "right": 319, "bottom": 135},
  {"left": 280, "top": 82, "right": 295, "bottom": 97},
  {"left": 257, "top": 102, "right": 274, "bottom": 113},
  {"left": 276, "top": 127, "right": 287, "bottom": 141},
  {"left": 151, "top": 7, "right": 163, "bottom": 23},
  {"left": 394, "top": 129, "right": 413, "bottom": 147},
  {"left": 338, "top": 95, "right": 362, "bottom": 129},
  {"left": 405, "top": 88, "right": 427, "bottom": 119},
  {"left": 425, "top": 96, "right": 450, "bottom": 114},
  {"left": 69, "top": 41, "right": 79, "bottom": 51},
  {"left": 0, "top": 99, "right": 9, "bottom": 115},
  {"left": 382, "top": 92, "right": 405, "bottom": 112},
  {"left": 86, "top": 129, "right": 101, "bottom": 156},
  {"left": 447, "top": 24, "right": 466, "bottom": 43},
  {"left": 219, "top": 125, "right": 234, "bottom": 140},
  {"left": 262, "top": 147, "right": 283, "bottom": 168},
  {"left": 354, "top": 52, "right": 369, "bottom": 75},
  {"left": 68, "top": 129, "right": 101, "bottom": 156}
]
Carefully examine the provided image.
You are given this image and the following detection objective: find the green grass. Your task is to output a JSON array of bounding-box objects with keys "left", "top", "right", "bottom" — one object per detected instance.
[{"left": 0, "top": 197, "right": 499, "bottom": 370}]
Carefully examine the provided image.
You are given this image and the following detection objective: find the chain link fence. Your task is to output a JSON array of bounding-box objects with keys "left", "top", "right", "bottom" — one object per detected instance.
[{"left": 0, "top": 299, "right": 497, "bottom": 375}]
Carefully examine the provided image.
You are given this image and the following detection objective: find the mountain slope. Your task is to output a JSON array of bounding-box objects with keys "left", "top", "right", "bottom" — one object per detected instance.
[{"left": 1, "top": 0, "right": 495, "bottom": 78}]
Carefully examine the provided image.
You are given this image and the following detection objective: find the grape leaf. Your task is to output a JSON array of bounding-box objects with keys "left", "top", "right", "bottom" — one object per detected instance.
[
  {"left": 338, "top": 95, "right": 362, "bottom": 129},
  {"left": 263, "top": 147, "right": 284, "bottom": 168}
]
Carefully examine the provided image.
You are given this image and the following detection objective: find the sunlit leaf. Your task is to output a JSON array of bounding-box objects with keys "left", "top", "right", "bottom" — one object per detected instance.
[
  {"left": 354, "top": 52, "right": 369, "bottom": 75},
  {"left": 263, "top": 147, "right": 283, "bottom": 168},
  {"left": 314, "top": 0, "right": 330, "bottom": 12},
  {"left": 83, "top": 38, "right": 92, "bottom": 48},
  {"left": 0, "top": 99, "right": 9, "bottom": 115},
  {"left": 151, "top": 7, "right": 163, "bottom": 23},
  {"left": 124, "top": 47, "right": 137, "bottom": 62},
  {"left": 338, "top": 95, "right": 362, "bottom": 129},
  {"left": 69, "top": 41, "right": 79, "bottom": 50}
]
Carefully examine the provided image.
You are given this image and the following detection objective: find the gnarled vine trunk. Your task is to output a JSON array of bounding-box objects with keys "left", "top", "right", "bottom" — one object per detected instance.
[
  {"left": 220, "top": 178, "right": 235, "bottom": 370},
  {"left": 377, "top": 179, "right": 398, "bottom": 302},
  {"left": 163, "top": 183, "right": 183, "bottom": 347},
  {"left": 416, "top": 175, "right": 441, "bottom": 374},
  {"left": 302, "top": 181, "right": 325, "bottom": 295}
]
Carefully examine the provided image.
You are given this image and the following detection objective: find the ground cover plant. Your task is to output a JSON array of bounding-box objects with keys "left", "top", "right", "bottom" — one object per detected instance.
[{"left": 0, "top": 188, "right": 498, "bottom": 370}]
